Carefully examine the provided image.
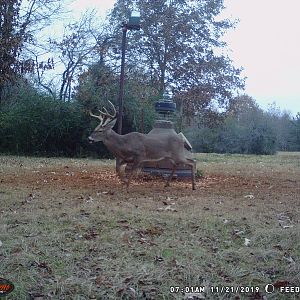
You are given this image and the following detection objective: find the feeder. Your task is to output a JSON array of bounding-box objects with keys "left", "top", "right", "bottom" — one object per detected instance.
[{"left": 142, "top": 92, "right": 195, "bottom": 177}]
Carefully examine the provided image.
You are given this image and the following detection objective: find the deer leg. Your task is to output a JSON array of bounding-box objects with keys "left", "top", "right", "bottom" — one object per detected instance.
[
  {"left": 177, "top": 158, "right": 196, "bottom": 190},
  {"left": 165, "top": 160, "right": 176, "bottom": 187},
  {"left": 187, "top": 159, "right": 196, "bottom": 190},
  {"left": 116, "top": 159, "right": 128, "bottom": 184},
  {"left": 116, "top": 158, "right": 124, "bottom": 177},
  {"left": 126, "top": 161, "right": 140, "bottom": 189},
  {"left": 116, "top": 157, "right": 121, "bottom": 176},
  {"left": 191, "top": 160, "right": 196, "bottom": 190}
]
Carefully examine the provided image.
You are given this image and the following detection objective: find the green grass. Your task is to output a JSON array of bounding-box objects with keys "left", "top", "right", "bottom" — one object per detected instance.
[{"left": 0, "top": 153, "right": 300, "bottom": 299}]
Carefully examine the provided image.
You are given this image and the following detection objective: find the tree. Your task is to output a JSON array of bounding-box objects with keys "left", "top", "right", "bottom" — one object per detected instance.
[
  {"left": 215, "top": 96, "right": 277, "bottom": 154},
  {"left": 109, "top": 0, "right": 244, "bottom": 121},
  {"left": 291, "top": 113, "right": 300, "bottom": 151},
  {"left": 265, "top": 103, "right": 294, "bottom": 151},
  {"left": 48, "top": 11, "right": 109, "bottom": 102},
  {"left": 0, "top": 0, "right": 23, "bottom": 100},
  {"left": 227, "top": 94, "right": 260, "bottom": 117},
  {"left": 76, "top": 60, "right": 119, "bottom": 109},
  {"left": 0, "top": 0, "right": 62, "bottom": 103},
  {"left": 75, "top": 60, "right": 157, "bottom": 134},
  {"left": 185, "top": 95, "right": 278, "bottom": 154}
]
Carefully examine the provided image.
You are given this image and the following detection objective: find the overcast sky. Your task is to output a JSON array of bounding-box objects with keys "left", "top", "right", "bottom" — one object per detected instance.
[
  {"left": 69, "top": 0, "right": 300, "bottom": 116},
  {"left": 221, "top": 0, "right": 300, "bottom": 116}
]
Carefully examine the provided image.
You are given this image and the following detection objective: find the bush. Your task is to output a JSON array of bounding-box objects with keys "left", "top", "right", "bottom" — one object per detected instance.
[
  {"left": 0, "top": 83, "right": 111, "bottom": 157},
  {"left": 214, "top": 116, "right": 277, "bottom": 155},
  {"left": 186, "top": 112, "right": 277, "bottom": 155}
]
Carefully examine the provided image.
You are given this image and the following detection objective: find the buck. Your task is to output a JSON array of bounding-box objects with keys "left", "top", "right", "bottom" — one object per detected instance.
[{"left": 88, "top": 101, "right": 196, "bottom": 190}]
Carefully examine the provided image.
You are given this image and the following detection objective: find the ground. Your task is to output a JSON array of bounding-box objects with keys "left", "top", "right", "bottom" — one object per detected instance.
[{"left": 0, "top": 152, "right": 299, "bottom": 300}]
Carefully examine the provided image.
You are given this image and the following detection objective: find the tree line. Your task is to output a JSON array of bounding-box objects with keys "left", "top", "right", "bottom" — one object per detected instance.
[
  {"left": 184, "top": 95, "right": 300, "bottom": 154},
  {"left": 0, "top": 0, "right": 299, "bottom": 157}
]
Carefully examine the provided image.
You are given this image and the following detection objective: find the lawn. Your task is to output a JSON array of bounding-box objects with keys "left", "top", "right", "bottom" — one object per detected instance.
[{"left": 0, "top": 152, "right": 299, "bottom": 299}]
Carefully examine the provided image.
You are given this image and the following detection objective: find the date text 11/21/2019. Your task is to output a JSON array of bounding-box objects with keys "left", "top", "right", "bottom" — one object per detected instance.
[{"left": 170, "top": 286, "right": 260, "bottom": 294}]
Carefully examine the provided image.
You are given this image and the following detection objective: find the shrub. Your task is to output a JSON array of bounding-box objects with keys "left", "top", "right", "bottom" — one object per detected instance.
[{"left": 0, "top": 83, "right": 110, "bottom": 157}]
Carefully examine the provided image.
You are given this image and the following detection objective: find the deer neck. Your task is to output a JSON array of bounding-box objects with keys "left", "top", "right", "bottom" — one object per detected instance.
[{"left": 103, "top": 129, "right": 127, "bottom": 159}]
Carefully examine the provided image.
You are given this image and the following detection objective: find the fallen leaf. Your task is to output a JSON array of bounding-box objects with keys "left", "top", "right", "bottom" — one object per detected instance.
[
  {"left": 273, "top": 280, "right": 289, "bottom": 288},
  {"left": 137, "top": 226, "right": 163, "bottom": 236},
  {"left": 184, "top": 292, "right": 205, "bottom": 299},
  {"left": 128, "top": 287, "right": 136, "bottom": 296},
  {"left": 157, "top": 205, "right": 177, "bottom": 212},
  {"left": 139, "top": 237, "right": 147, "bottom": 244},
  {"left": 121, "top": 232, "right": 131, "bottom": 244},
  {"left": 118, "top": 219, "right": 129, "bottom": 223},
  {"left": 283, "top": 255, "right": 295, "bottom": 264},
  {"left": 233, "top": 229, "right": 244, "bottom": 236},
  {"left": 281, "top": 224, "right": 294, "bottom": 229},
  {"left": 168, "top": 257, "right": 185, "bottom": 268},
  {"left": 83, "top": 230, "right": 98, "bottom": 240},
  {"left": 123, "top": 276, "right": 133, "bottom": 284},
  {"left": 154, "top": 256, "right": 164, "bottom": 263},
  {"left": 244, "top": 238, "right": 251, "bottom": 246},
  {"left": 98, "top": 190, "right": 114, "bottom": 195},
  {"left": 86, "top": 196, "right": 94, "bottom": 202},
  {"left": 273, "top": 244, "right": 283, "bottom": 251},
  {"left": 277, "top": 212, "right": 294, "bottom": 228}
]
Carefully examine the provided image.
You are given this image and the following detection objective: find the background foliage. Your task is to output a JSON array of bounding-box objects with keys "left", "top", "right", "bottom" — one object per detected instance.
[
  {"left": 184, "top": 96, "right": 300, "bottom": 154},
  {"left": 0, "top": 0, "right": 299, "bottom": 157}
]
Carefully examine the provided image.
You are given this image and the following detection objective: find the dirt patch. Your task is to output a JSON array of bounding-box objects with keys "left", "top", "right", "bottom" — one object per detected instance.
[{"left": 2, "top": 162, "right": 295, "bottom": 192}]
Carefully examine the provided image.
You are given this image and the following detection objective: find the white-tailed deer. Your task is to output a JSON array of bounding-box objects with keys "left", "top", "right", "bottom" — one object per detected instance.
[{"left": 88, "top": 101, "right": 196, "bottom": 189}]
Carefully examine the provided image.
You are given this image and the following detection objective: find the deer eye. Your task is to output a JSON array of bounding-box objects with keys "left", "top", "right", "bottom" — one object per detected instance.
[{"left": 94, "top": 126, "right": 103, "bottom": 132}]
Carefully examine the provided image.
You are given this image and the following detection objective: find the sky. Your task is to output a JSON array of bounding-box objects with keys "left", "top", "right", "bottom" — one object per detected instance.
[
  {"left": 221, "top": 0, "right": 300, "bottom": 116},
  {"left": 69, "top": 0, "right": 300, "bottom": 116}
]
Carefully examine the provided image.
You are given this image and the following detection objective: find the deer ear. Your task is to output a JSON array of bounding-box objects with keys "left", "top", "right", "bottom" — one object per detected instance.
[{"left": 106, "top": 118, "right": 117, "bottom": 129}]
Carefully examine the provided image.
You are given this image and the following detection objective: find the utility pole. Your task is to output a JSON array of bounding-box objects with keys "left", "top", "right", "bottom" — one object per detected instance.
[{"left": 116, "top": 12, "right": 141, "bottom": 173}]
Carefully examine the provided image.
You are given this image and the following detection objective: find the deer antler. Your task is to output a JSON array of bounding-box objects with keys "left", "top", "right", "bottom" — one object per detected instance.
[
  {"left": 98, "top": 100, "right": 117, "bottom": 119},
  {"left": 108, "top": 100, "right": 117, "bottom": 118},
  {"left": 89, "top": 110, "right": 105, "bottom": 127},
  {"left": 89, "top": 101, "right": 116, "bottom": 126}
]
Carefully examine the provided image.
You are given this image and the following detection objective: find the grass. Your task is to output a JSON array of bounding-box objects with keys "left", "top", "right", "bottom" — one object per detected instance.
[{"left": 0, "top": 152, "right": 299, "bottom": 299}]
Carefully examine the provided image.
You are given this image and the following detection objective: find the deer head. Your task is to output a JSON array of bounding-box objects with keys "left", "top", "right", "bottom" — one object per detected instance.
[{"left": 88, "top": 100, "right": 117, "bottom": 143}]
